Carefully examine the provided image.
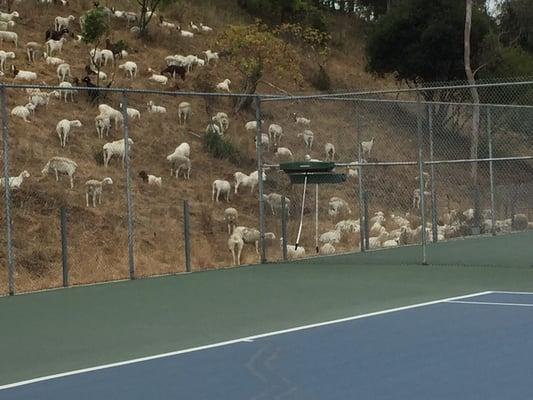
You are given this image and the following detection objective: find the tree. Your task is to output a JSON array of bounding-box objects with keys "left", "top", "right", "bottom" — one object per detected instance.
[
  {"left": 464, "top": 0, "right": 481, "bottom": 226},
  {"left": 237, "top": 0, "right": 327, "bottom": 32},
  {"left": 498, "top": 0, "right": 533, "bottom": 53},
  {"left": 136, "top": 0, "right": 166, "bottom": 37},
  {"left": 217, "top": 22, "right": 303, "bottom": 113},
  {"left": 81, "top": 6, "right": 109, "bottom": 85},
  {"left": 365, "top": 0, "right": 492, "bottom": 87}
]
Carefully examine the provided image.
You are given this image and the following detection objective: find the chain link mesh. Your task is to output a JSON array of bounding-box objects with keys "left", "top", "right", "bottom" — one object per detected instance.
[{"left": 1, "top": 80, "right": 532, "bottom": 295}]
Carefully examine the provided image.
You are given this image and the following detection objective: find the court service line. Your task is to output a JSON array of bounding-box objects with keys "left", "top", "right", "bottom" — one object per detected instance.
[
  {"left": 0, "top": 290, "right": 492, "bottom": 391},
  {"left": 447, "top": 300, "right": 533, "bottom": 307}
]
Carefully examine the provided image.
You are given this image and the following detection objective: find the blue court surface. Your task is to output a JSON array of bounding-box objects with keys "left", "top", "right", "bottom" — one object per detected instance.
[{"left": 1, "top": 291, "right": 532, "bottom": 399}]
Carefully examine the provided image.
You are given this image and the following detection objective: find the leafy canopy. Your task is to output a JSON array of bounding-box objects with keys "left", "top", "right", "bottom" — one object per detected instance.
[
  {"left": 81, "top": 7, "right": 109, "bottom": 45},
  {"left": 365, "top": 0, "right": 491, "bottom": 84},
  {"left": 217, "top": 22, "right": 303, "bottom": 83}
]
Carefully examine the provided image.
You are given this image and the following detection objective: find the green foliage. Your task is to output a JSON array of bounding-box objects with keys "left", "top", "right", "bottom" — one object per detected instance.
[
  {"left": 81, "top": 7, "right": 109, "bottom": 45},
  {"left": 202, "top": 130, "right": 251, "bottom": 166},
  {"left": 218, "top": 22, "right": 303, "bottom": 83},
  {"left": 237, "top": 0, "right": 327, "bottom": 32},
  {"left": 498, "top": 0, "right": 533, "bottom": 53},
  {"left": 365, "top": 0, "right": 491, "bottom": 84}
]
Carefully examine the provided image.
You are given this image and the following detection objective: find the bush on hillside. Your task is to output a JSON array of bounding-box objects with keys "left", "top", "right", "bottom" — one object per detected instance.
[{"left": 202, "top": 130, "right": 253, "bottom": 167}]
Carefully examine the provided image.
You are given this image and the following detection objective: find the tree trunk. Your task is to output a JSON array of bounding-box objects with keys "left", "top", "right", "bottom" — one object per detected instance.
[
  {"left": 464, "top": 0, "right": 481, "bottom": 227},
  {"left": 234, "top": 62, "right": 262, "bottom": 114}
]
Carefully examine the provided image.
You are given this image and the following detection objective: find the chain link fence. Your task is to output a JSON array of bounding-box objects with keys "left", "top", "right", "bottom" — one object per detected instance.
[{"left": 1, "top": 80, "right": 532, "bottom": 295}]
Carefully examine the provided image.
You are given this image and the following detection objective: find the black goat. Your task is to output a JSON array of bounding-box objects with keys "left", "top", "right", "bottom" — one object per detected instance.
[
  {"left": 138, "top": 171, "right": 149, "bottom": 182},
  {"left": 160, "top": 65, "right": 186, "bottom": 81},
  {"left": 82, "top": 76, "right": 113, "bottom": 104},
  {"left": 45, "top": 28, "right": 69, "bottom": 41},
  {"left": 105, "top": 38, "right": 126, "bottom": 59}
]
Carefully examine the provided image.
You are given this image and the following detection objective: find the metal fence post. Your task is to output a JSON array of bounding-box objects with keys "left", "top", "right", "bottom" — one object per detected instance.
[
  {"left": 281, "top": 196, "right": 288, "bottom": 261},
  {"left": 183, "top": 200, "right": 191, "bottom": 272},
  {"left": 416, "top": 92, "right": 428, "bottom": 265},
  {"left": 60, "top": 207, "right": 68, "bottom": 287},
  {"left": 363, "top": 191, "right": 370, "bottom": 250},
  {"left": 428, "top": 103, "right": 438, "bottom": 243},
  {"left": 355, "top": 107, "right": 366, "bottom": 252},
  {"left": 121, "top": 91, "right": 135, "bottom": 279},
  {"left": 1, "top": 86, "right": 14, "bottom": 295},
  {"left": 487, "top": 106, "right": 496, "bottom": 235},
  {"left": 254, "top": 96, "right": 266, "bottom": 264}
]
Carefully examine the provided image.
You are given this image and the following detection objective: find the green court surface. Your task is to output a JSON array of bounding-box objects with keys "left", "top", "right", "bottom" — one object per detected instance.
[{"left": 1, "top": 231, "right": 532, "bottom": 386}]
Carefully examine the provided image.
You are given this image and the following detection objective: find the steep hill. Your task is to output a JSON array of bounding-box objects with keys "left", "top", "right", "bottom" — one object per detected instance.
[{"left": 0, "top": 0, "right": 522, "bottom": 294}]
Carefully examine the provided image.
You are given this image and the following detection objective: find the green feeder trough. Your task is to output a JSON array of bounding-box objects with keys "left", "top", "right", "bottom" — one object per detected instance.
[{"left": 279, "top": 161, "right": 346, "bottom": 185}]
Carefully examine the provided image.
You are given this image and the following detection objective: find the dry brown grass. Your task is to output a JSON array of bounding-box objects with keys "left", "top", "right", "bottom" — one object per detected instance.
[{"left": 0, "top": 1, "right": 521, "bottom": 294}]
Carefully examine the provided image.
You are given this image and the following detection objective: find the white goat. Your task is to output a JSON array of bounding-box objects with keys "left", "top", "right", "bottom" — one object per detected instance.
[
  {"left": 325, "top": 142, "right": 336, "bottom": 161},
  {"left": 361, "top": 137, "right": 375, "bottom": 158},
  {"left": 268, "top": 124, "right": 283, "bottom": 145},
  {"left": 216, "top": 79, "right": 231, "bottom": 92},
  {"left": 118, "top": 61, "right": 137, "bottom": 78},
  {"left": 212, "top": 179, "right": 231, "bottom": 202},
  {"left": 11, "top": 103, "right": 35, "bottom": 122},
  {"left": 85, "top": 177, "right": 113, "bottom": 207},
  {"left": 44, "top": 52, "right": 64, "bottom": 65},
  {"left": 166, "top": 143, "right": 191, "bottom": 175},
  {"left": 263, "top": 193, "right": 290, "bottom": 216},
  {"left": 178, "top": 102, "right": 192, "bottom": 125},
  {"left": 103, "top": 138, "right": 134, "bottom": 167},
  {"left": 56, "top": 63, "right": 70, "bottom": 82},
  {"left": 41, "top": 156, "right": 78, "bottom": 188},
  {"left": 224, "top": 207, "right": 238, "bottom": 234},
  {"left": 293, "top": 113, "right": 311, "bottom": 126},
  {"left": 98, "top": 104, "right": 123, "bottom": 131},
  {"left": 45, "top": 37, "right": 66, "bottom": 56},
  {"left": 228, "top": 231, "right": 244, "bottom": 266},
  {"left": 0, "top": 170, "right": 29, "bottom": 190},
  {"left": 203, "top": 50, "right": 219, "bottom": 65},
  {"left": 328, "top": 197, "right": 351, "bottom": 218},
  {"left": 0, "top": 50, "right": 15, "bottom": 71},
  {"left": 12, "top": 67, "right": 36, "bottom": 81},
  {"left": 58, "top": 81, "right": 76, "bottom": 102},
  {"left": 54, "top": 15, "right": 75, "bottom": 30},
  {"left": 0, "top": 31, "right": 17, "bottom": 47},
  {"left": 56, "top": 119, "right": 82, "bottom": 147},
  {"left": 274, "top": 147, "right": 293, "bottom": 161},
  {"left": 297, "top": 130, "right": 314, "bottom": 149},
  {"left": 147, "top": 100, "right": 166, "bottom": 114},
  {"left": 95, "top": 114, "right": 111, "bottom": 138},
  {"left": 147, "top": 68, "right": 168, "bottom": 85}
]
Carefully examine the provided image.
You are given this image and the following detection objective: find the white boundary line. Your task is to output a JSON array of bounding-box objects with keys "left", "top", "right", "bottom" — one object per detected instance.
[
  {"left": 491, "top": 291, "right": 533, "bottom": 295},
  {"left": 447, "top": 300, "right": 533, "bottom": 307},
  {"left": 0, "top": 291, "right": 492, "bottom": 391}
]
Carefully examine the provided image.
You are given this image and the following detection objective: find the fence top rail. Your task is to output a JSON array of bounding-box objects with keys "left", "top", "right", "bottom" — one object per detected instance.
[
  {"left": 276, "top": 96, "right": 533, "bottom": 110},
  {"left": 261, "top": 80, "right": 533, "bottom": 102},
  {"left": 263, "top": 155, "right": 533, "bottom": 169},
  {"left": 0, "top": 83, "right": 284, "bottom": 99},
  {"left": 2, "top": 80, "right": 531, "bottom": 103}
]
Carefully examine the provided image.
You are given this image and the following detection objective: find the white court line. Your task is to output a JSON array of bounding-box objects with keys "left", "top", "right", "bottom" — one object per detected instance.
[
  {"left": 447, "top": 300, "right": 533, "bottom": 307},
  {"left": 0, "top": 290, "right": 491, "bottom": 391},
  {"left": 490, "top": 291, "right": 533, "bottom": 295}
]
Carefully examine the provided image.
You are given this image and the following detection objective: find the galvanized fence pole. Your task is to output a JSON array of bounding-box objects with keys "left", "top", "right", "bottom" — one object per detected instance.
[
  {"left": 254, "top": 96, "right": 266, "bottom": 264},
  {"left": 121, "top": 91, "right": 135, "bottom": 279},
  {"left": 60, "top": 207, "right": 68, "bottom": 287},
  {"left": 1, "top": 86, "right": 14, "bottom": 295},
  {"left": 281, "top": 196, "right": 288, "bottom": 261},
  {"left": 428, "top": 103, "right": 438, "bottom": 243},
  {"left": 363, "top": 192, "right": 370, "bottom": 250},
  {"left": 355, "top": 107, "right": 366, "bottom": 252},
  {"left": 183, "top": 200, "right": 191, "bottom": 272},
  {"left": 416, "top": 92, "right": 428, "bottom": 265},
  {"left": 487, "top": 106, "right": 496, "bottom": 235}
]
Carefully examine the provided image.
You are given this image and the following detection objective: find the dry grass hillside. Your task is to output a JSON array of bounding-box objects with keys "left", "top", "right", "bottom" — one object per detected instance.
[{"left": 0, "top": 0, "right": 528, "bottom": 294}]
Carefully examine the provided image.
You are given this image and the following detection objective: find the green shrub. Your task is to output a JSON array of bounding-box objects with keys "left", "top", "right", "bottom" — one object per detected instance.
[{"left": 202, "top": 130, "right": 253, "bottom": 167}]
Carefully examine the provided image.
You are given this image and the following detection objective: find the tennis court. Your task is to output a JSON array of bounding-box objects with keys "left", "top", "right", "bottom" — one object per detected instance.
[{"left": 1, "top": 232, "right": 533, "bottom": 399}]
